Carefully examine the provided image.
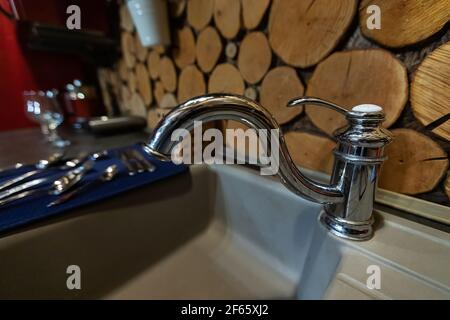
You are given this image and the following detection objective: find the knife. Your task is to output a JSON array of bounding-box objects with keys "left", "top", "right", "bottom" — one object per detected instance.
[
  {"left": 0, "top": 152, "right": 65, "bottom": 192},
  {"left": 0, "top": 177, "right": 49, "bottom": 201}
]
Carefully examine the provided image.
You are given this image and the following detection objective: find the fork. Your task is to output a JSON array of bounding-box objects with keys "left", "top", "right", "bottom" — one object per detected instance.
[
  {"left": 129, "top": 149, "right": 156, "bottom": 173},
  {"left": 119, "top": 148, "right": 155, "bottom": 175}
]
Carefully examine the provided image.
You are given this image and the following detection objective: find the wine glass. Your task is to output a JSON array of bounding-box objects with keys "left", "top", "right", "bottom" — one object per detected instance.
[{"left": 23, "top": 90, "right": 71, "bottom": 148}]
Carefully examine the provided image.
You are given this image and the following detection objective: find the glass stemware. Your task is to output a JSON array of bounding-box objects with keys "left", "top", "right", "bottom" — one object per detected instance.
[{"left": 23, "top": 90, "right": 71, "bottom": 148}]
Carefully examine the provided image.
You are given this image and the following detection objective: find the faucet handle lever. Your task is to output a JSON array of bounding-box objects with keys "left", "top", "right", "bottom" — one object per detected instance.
[{"left": 288, "top": 97, "right": 348, "bottom": 115}]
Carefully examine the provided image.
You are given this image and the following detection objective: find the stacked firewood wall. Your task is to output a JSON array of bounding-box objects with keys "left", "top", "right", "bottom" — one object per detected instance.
[{"left": 100, "top": 0, "right": 450, "bottom": 206}]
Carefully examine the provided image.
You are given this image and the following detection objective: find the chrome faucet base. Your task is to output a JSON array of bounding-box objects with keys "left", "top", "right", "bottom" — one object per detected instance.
[{"left": 319, "top": 211, "right": 373, "bottom": 241}]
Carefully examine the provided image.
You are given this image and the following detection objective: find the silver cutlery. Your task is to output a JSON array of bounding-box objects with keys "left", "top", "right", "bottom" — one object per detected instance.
[
  {"left": 120, "top": 149, "right": 155, "bottom": 175},
  {"left": 124, "top": 150, "right": 145, "bottom": 173},
  {"left": 0, "top": 152, "right": 65, "bottom": 192},
  {"left": 0, "top": 160, "right": 94, "bottom": 207},
  {"left": 63, "top": 150, "right": 109, "bottom": 169},
  {"left": 130, "top": 149, "right": 155, "bottom": 172},
  {"left": 47, "top": 164, "right": 119, "bottom": 207},
  {"left": 0, "top": 152, "right": 65, "bottom": 173},
  {"left": 0, "top": 170, "right": 46, "bottom": 194},
  {"left": 0, "top": 188, "right": 49, "bottom": 207},
  {"left": 0, "top": 148, "right": 149, "bottom": 208},
  {"left": 0, "top": 150, "right": 108, "bottom": 195},
  {"left": 52, "top": 159, "right": 95, "bottom": 194},
  {"left": 120, "top": 151, "right": 137, "bottom": 175},
  {"left": 0, "top": 176, "right": 49, "bottom": 201},
  {"left": 35, "top": 152, "right": 65, "bottom": 170}
]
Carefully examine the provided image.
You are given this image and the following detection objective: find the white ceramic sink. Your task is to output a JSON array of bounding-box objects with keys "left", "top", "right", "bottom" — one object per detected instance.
[{"left": 0, "top": 165, "right": 449, "bottom": 299}]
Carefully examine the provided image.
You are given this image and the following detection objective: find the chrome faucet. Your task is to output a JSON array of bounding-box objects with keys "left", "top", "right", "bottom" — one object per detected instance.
[{"left": 146, "top": 94, "right": 392, "bottom": 241}]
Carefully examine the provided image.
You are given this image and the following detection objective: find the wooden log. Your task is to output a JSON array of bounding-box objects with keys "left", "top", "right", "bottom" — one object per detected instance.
[
  {"left": 214, "top": 0, "right": 241, "bottom": 39},
  {"left": 196, "top": 26, "right": 223, "bottom": 73},
  {"left": 108, "top": 70, "right": 121, "bottom": 97},
  {"left": 225, "top": 42, "right": 238, "bottom": 60},
  {"left": 173, "top": 26, "right": 196, "bottom": 69},
  {"left": 306, "top": 49, "right": 408, "bottom": 136},
  {"left": 359, "top": 0, "right": 450, "bottom": 48},
  {"left": 159, "top": 56, "right": 177, "bottom": 92},
  {"left": 187, "top": 0, "right": 214, "bottom": 31},
  {"left": 260, "top": 66, "right": 304, "bottom": 124},
  {"left": 104, "top": 68, "right": 113, "bottom": 84},
  {"left": 118, "top": 59, "right": 129, "bottom": 82},
  {"left": 127, "top": 69, "right": 137, "bottom": 93},
  {"left": 147, "top": 108, "right": 159, "bottom": 129},
  {"left": 134, "top": 33, "right": 148, "bottom": 62},
  {"left": 238, "top": 31, "right": 272, "bottom": 84},
  {"left": 170, "top": 0, "right": 186, "bottom": 18},
  {"left": 285, "top": 132, "right": 336, "bottom": 174},
  {"left": 411, "top": 41, "right": 450, "bottom": 141},
  {"left": 244, "top": 86, "right": 258, "bottom": 101},
  {"left": 121, "top": 32, "right": 136, "bottom": 69},
  {"left": 147, "top": 50, "right": 161, "bottom": 80},
  {"left": 147, "top": 107, "right": 172, "bottom": 130},
  {"left": 379, "top": 129, "right": 449, "bottom": 195},
  {"left": 152, "top": 44, "right": 165, "bottom": 54},
  {"left": 129, "top": 92, "right": 147, "bottom": 118},
  {"left": 154, "top": 80, "right": 165, "bottom": 107},
  {"left": 208, "top": 63, "right": 245, "bottom": 95},
  {"left": 160, "top": 93, "right": 179, "bottom": 109},
  {"left": 224, "top": 120, "right": 252, "bottom": 157},
  {"left": 445, "top": 173, "right": 450, "bottom": 200},
  {"left": 135, "top": 63, "right": 153, "bottom": 106},
  {"left": 97, "top": 68, "right": 114, "bottom": 116},
  {"left": 120, "top": 4, "right": 134, "bottom": 32},
  {"left": 178, "top": 65, "right": 206, "bottom": 103},
  {"left": 120, "top": 85, "right": 131, "bottom": 113},
  {"left": 242, "top": 0, "right": 270, "bottom": 30},
  {"left": 268, "top": 0, "right": 356, "bottom": 68}
]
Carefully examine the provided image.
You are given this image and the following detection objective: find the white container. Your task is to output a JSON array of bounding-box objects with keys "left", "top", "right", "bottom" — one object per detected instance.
[{"left": 126, "top": 0, "right": 171, "bottom": 47}]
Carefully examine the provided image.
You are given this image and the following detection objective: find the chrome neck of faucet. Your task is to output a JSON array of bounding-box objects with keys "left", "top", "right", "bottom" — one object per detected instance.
[{"left": 147, "top": 94, "right": 392, "bottom": 241}]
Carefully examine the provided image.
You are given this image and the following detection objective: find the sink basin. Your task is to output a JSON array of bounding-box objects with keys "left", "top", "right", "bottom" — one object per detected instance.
[{"left": 0, "top": 165, "right": 449, "bottom": 299}]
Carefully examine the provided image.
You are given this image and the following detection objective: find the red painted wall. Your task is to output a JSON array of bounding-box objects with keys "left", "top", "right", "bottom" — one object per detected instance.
[{"left": 0, "top": 0, "right": 111, "bottom": 132}]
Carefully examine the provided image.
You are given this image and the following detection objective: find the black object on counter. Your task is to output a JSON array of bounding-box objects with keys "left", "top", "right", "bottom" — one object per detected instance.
[{"left": 86, "top": 116, "right": 147, "bottom": 135}]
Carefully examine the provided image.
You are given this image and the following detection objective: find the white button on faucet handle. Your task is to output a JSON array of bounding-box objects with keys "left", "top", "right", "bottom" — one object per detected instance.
[{"left": 352, "top": 104, "right": 382, "bottom": 113}]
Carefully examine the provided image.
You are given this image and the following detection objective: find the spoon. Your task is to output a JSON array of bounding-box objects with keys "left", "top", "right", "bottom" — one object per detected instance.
[
  {"left": 52, "top": 160, "right": 95, "bottom": 194},
  {"left": 47, "top": 164, "right": 119, "bottom": 207}
]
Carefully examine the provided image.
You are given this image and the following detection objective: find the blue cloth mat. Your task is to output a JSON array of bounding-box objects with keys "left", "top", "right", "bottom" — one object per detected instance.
[{"left": 0, "top": 144, "right": 187, "bottom": 234}]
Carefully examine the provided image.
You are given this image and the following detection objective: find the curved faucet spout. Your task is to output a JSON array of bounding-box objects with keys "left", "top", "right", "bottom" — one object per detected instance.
[{"left": 147, "top": 94, "right": 343, "bottom": 204}]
